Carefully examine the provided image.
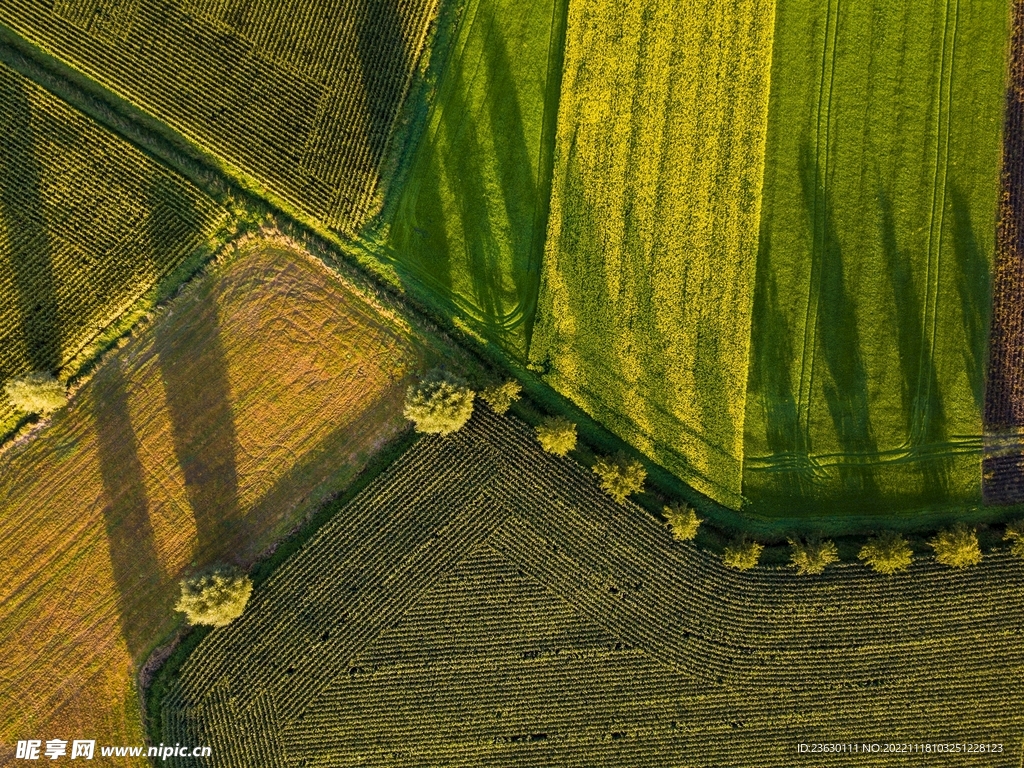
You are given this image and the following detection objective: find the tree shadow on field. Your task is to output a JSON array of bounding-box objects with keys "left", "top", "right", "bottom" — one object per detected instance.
[
  {"left": 385, "top": 0, "right": 543, "bottom": 352},
  {"left": 746, "top": 224, "right": 813, "bottom": 502},
  {"left": 949, "top": 184, "right": 990, "bottom": 414},
  {"left": 878, "top": 185, "right": 949, "bottom": 499},
  {"left": 539, "top": 127, "right": 630, "bottom": 420},
  {"left": 442, "top": 44, "right": 504, "bottom": 337},
  {"left": 482, "top": 2, "right": 540, "bottom": 323},
  {"left": 0, "top": 72, "right": 60, "bottom": 377},
  {"left": 798, "top": 141, "right": 879, "bottom": 500},
  {"left": 152, "top": 183, "right": 242, "bottom": 563},
  {"left": 401, "top": 146, "right": 455, "bottom": 295},
  {"left": 92, "top": 358, "right": 170, "bottom": 663},
  {"left": 617, "top": 4, "right": 675, "bottom": 443}
]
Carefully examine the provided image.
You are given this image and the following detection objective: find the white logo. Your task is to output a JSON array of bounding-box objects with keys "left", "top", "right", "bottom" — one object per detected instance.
[
  {"left": 70, "top": 741, "right": 95, "bottom": 760},
  {"left": 15, "top": 739, "right": 95, "bottom": 760}
]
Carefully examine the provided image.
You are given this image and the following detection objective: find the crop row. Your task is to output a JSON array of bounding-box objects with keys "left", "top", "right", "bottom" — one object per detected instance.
[
  {"left": 0, "top": 0, "right": 438, "bottom": 232},
  {"left": 482, "top": 414, "right": 1022, "bottom": 651},
  {"left": 169, "top": 428, "right": 515, "bottom": 730},
  {"left": 0, "top": 63, "right": 225, "bottom": 433},
  {"left": 161, "top": 407, "right": 1024, "bottom": 766}
]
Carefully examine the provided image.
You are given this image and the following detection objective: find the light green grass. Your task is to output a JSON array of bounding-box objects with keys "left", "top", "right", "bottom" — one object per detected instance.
[
  {"left": 528, "top": 0, "right": 776, "bottom": 507},
  {"left": 383, "top": 0, "right": 567, "bottom": 357},
  {"left": 743, "top": 0, "right": 1008, "bottom": 516}
]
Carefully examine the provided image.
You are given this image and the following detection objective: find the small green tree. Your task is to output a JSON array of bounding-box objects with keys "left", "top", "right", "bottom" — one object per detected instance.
[
  {"left": 788, "top": 537, "right": 839, "bottom": 575},
  {"left": 1004, "top": 519, "right": 1024, "bottom": 560},
  {"left": 592, "top": 453, "right": 646, "bottom": 503},
  {"left": 664, "top": 503, "right": 701, "bottom": 541},
  {"left": 858, "top": 530, "right": 913, "bottom": 574},
  {"left": 928, "top": 522, "right": 982, "bottom": 568},
  {"left": 535, "top": 415, "right": 577, "bottom": 456},
  {"left": 723, "top": 537, "right": 763, "bottom": 570},
  {"left": 403, "top": 369, "right": 475, "bottom": 436},
  {"left": 5, "top": 372, "right": 67, "bottom": 415},
  {"left": 480, "top": 380, "right": 522, "bottom": 414},
  {"left": 175, "top": 567, "right": 252, "bottom": 627}
]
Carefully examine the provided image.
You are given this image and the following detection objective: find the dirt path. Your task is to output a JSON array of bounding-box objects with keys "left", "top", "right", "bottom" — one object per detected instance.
[{"left": 984, "top": 0, "right": 1024, "bottom": 503}]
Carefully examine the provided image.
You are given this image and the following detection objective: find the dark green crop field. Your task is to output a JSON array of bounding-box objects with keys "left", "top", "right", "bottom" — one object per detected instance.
[
  {"left": 0, "top": 61, "right": 225, "bottom": 439},
  {"left": 158, "top": 409, "right": 1024, "bottom": 766},
  {"left": 382, "top": 0, "right": 567, "bottom": 356},
  {"left": 743, "top": 0, "right": 1008, "bottom": 516},
  {"left": 0, "top": 0, "right": 438, "bottom": 233}
]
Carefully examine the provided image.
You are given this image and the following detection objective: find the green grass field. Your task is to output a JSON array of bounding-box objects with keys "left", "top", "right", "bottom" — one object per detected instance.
[
  {"left": 743, "top": 0, "right": 1008, "bottom": 516},
  {"left": 0, "top": 0, "right": 438, "bottom": 233},
  {"left": 157, "top": 409, "right": 1024, "bottom": 766},
  {"left": 382, "top": 0, "right": 567, "bottom": 356},
  {"left": 527, "top": 0, "right": 776, "bottom": 507},
  {"left": 0, "top": 62, "right": 226, "bottom": 440}
]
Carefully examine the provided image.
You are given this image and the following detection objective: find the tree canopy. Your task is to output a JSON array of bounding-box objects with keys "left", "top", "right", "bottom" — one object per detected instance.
[
  {"left": 535, "top": 415, "right": 577, "bottom": 456},
  {"left": 723, "top": 538, "right": 763, "bottom": 570},
  {"left": 789, "top": 537, "right": 839, "bottom": 575},
  {"left": 592, "top": 453, "right": 646, "bottom": 503},
  {"left": 858, "top": 531, "right": 913, "bottom": 575},
  {"left": 664, "top": 503, "right": 701, "bottom": 541},
  {"left": 175, "top": 567, "right": 253, "bottom": 627},
  {"left": 928, "top": 523, "right": 982, "bottom": 569},
  {"left": 403, "top": 369, "right": 475, "bottom": 435},
  {"left": 480, "top": 380, "right": 522, "bottom": 414},
  {"left": 5, "top": 372, "right": 67, "bottom": 415}
]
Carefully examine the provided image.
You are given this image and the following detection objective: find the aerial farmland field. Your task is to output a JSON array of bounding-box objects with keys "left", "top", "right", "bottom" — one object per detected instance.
[
  {"left": 0, "top": 242, "right": 420, "bottom": 760},
  {"left": 743, "top": 0, "right": 1009, "bottom": 517},
  {"left": 0, "top": 0, "right": 439, "bottom": 233},
  {"left": 527, "top": 0, "right": 776, "bottom": 508},
  {"left": 2, "top": 0, "right": 1023, "bottom": 760},
  {"left": 159, "top": 409, "right": 1024, "bottom": 766},
  {"left": 0, "top": 61, "right": 227, "bottom": 441}
]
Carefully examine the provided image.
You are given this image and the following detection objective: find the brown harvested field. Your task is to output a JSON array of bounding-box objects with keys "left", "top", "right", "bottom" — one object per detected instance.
[
  {"left": 0, "top": 240, "right": 419, "bottom": 755},
  {"left": 985, "top": 0, "right": 1024, "bottom": 504}
]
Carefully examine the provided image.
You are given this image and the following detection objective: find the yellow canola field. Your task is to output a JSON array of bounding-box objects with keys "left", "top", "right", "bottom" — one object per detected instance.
[{"left": 530, "top": 0, "right": 776, "bottom": 506}]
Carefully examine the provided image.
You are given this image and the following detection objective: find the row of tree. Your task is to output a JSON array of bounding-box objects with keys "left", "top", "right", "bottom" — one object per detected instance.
[
  {"left": 172, "top": 372, "right": 1024, "bottom": 630},
  {"left": 403, "top": 369, "right": 1024, "bottom": 578},
  {"left": 714, "top": 522, "right": 1024, "bottom": 575},
  {"left": 403, "top": 369, "right": 650, "bottom": 500}
]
